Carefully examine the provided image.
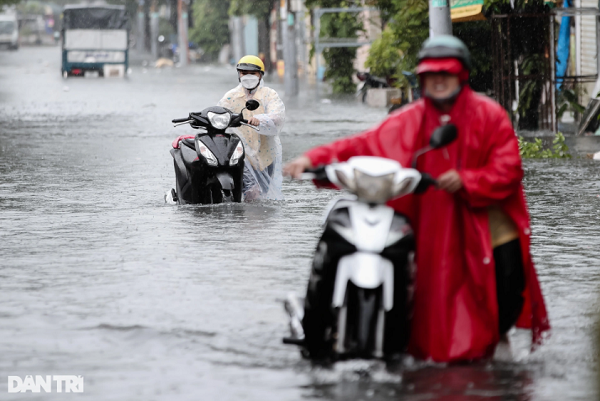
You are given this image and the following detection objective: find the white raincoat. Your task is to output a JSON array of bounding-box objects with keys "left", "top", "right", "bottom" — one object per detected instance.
[{"left": 218, "top": 81, "right": 285, "bottom": 200}]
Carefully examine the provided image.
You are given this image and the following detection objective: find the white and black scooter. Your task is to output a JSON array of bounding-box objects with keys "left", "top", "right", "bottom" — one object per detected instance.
[
  {"left": 283, "top": 124, "right": 457, "bottom": 360},
  {"left": 166, "top": 100, "right": 260, "bottom": 205}
]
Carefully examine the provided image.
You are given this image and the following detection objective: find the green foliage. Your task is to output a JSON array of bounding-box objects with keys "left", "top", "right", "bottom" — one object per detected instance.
[
  {"left": 364, "top": 0, "right": 426, "bottom": 88},
  {"left": 189, "top": 0, "right": 231, "bottom": 60},
  {"left": 515, "top": 54, "right": 544, "bottom": 129},
  {"left": 324, "top": 47, "right": 358, "bottom": 93},
  {"left": 306, "top": 0, "right": 363, "bottom": 94},
  {"left": 365, "top": 0, "right": 396, "bottom": 24},
  {"left": 382, "top": 0, "right": 429, "bottom": 74},
  {"left": 364, "top": 28, "right": 402, "bottom": 78},
  {"left": 518, "top": 132, "right": 571, "bottom": 159},
  {"left": 0, "top": 0, "right": 20, "bottom": 11},
  {"left": 16, "top": 0, "right": 43, "bottom": 14},
  {"left": 556, "top": 87, "right": 586, "bottom": 120}
]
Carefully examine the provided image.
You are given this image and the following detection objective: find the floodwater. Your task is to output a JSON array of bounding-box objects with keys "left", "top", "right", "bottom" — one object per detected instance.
[{"left": 1, "top": 47, "right": 599, "bottom": 401}]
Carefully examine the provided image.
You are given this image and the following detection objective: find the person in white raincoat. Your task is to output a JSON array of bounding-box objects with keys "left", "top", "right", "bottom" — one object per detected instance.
[{"left": 218, "top": 55, "right": 285, "bottom": 200}]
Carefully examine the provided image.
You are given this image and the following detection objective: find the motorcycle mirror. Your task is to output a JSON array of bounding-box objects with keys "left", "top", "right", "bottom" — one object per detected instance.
[
  {"left": 411, "top": 124, "right": 458, "bottom": 168},
  {"left": 429, "top": 124, "right": 457, "bottom": 149},
  {"left": 245, "top": 100, "right": 260, "bottom": 111}
]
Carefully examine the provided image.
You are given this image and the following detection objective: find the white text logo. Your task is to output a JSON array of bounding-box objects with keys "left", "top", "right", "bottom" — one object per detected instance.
[{"left": 7, "top": 375, "right": 84, "bottom": 393}]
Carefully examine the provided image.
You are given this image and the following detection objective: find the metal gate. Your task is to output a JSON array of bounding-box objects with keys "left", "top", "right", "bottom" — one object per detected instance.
[{"left": 490, "top": 8, "right": 600, "bottom": 132}]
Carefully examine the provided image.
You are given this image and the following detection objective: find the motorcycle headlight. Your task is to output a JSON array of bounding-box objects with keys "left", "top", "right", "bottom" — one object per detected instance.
[
  {"left": 207, "top": 111, "right": 231, "bottom": 130},
  {"left": 196, "top": 140, "right": 218, "bottom": 166},
  {"left": 229, "top": 142, "right": 244, "bottom": 165},
  {"left": 353, "top": 170, "right": 395, "bottom": 204}
]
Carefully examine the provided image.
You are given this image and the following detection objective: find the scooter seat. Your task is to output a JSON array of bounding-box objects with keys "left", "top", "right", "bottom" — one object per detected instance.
[
  {"left": 171, "top": 135, "right": 195, "bottom": 149},
  {"left": 182, "top": 138, "right": 196, "bottom": 149}
]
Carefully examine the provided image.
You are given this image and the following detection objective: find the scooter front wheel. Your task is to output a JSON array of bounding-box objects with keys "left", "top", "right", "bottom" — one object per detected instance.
[
  {"left": 210, "top": 185, "right": 223, "bottom": 203},
  {"left": 338, "top": 284, "right": 382, "bottom": 358},
  {"left": 222, "top": 189, "right": 233, "bottom": 203},
  {"left": 210, "top": 186, "right": 235, "bottom": 203}
]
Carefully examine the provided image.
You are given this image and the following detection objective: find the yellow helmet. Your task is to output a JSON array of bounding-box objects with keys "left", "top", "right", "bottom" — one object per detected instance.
[{"left": 236, "top": 55, "right": 265, "bottom": 75}]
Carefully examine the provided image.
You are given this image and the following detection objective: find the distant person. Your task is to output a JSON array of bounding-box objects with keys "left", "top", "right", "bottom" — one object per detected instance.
[
  {"left": 218, "top": 55, "right": 285, "bottom": 200},
  {"left": 284, "top": 36, "right": 550, "bottom": 362}
]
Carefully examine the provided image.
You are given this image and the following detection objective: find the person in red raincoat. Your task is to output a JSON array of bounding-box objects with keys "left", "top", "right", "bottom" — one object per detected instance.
[{"left": 284, "top": 36, "right": 550, "bottom": 363}]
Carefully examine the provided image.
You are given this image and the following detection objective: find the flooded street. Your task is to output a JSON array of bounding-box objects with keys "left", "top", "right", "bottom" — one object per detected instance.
[{"left": 1, "top": 46, "right": 600, "bottom": 400}]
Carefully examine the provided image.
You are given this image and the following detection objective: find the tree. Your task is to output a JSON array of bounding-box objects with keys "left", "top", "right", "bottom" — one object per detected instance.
[
  {"left": 189, "top": 0, "right": 231, "bottom": 61},
  {"left": 364, "top": 0, "right": 428, "bottom": 86},
  {"left": 0, "top": 0, "right": 20, "bottom": 11}
]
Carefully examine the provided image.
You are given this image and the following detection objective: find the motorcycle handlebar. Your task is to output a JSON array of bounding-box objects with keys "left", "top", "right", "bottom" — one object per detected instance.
[
  {"left": 301, "top": 166, "right": 329, "bottom": 183},
  {"left": 172, "top": 117, "right": 190, "bottom": 123},
  {"left": 414, "top": 173, "right": 437, "bottom": 194},
  {"left": 301, "top": 165, "right": 436, "bottom": 194},
  {"left": 303, "top": 167, "right": 325, "bottom": 175}
]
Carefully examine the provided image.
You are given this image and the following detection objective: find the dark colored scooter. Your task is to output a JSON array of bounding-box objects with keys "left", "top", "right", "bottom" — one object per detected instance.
[{"left": 167, "top": 99, "right": 260, "bottom": 204}]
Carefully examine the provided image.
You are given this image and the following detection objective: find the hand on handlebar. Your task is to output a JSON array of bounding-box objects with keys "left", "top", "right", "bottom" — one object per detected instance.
[
  {"left": 283, "top": 156, "right": 313, "bottom": 179},
  {"left": 247, "top": 117, "right": 260, "bottom": 126},
  {"left": 437, "top": 169, "right": 463, "bottom": 193}
]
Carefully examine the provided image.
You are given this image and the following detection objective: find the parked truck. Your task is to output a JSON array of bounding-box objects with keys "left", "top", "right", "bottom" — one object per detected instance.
[
  {"left": 0, "top": 11, "right": 19, "bottom": 50},
  {"left": 61, "top": 4, "right": 130, "bottom": 77}
]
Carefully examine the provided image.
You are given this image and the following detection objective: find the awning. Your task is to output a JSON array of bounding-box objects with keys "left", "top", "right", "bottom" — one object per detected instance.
[
  {"left": 451, "top": 0, "right": 485, "bottom": 22},
  {"left": 451, "top": 0, "right": 557, "bottom": 22}
]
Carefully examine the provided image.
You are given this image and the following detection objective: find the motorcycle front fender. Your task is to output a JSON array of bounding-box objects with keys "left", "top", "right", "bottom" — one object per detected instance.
[
  {"left": 215, "top": 171, "right": 234, "bottom": 190},
  {"left": 332, "top": 252, "right": 394, "bottom": 311}
]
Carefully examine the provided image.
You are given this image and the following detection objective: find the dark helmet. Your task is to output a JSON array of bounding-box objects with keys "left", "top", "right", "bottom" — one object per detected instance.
[{"left": 417, "top": 35, "right": 472, "bottom": 71}]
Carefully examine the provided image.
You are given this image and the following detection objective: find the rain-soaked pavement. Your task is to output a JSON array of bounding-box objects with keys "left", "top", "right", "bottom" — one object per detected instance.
[{"left": 1, "top": 46, "right": 600, "bottom": 401}]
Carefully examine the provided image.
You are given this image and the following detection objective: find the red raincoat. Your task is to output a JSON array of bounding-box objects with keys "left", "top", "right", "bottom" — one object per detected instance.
[{"left": 304, "top": 86, "right": 550, "bottom": 362}]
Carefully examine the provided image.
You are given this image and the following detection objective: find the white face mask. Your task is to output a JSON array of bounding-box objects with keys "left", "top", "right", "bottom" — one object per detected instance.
[{"left": 240, "top": 75, "right": 260, "bottom": 90}]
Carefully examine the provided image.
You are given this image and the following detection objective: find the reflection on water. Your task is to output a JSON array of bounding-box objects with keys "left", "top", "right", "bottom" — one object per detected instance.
[
  {"left": 0, "top": 47, "right": 599, "bottom": 400},
  {"left": 299, "top": 360, "right": 535, "bottom": 400},
  {"left": 400, "top": 364, "right": 533, "bottom": 400}
]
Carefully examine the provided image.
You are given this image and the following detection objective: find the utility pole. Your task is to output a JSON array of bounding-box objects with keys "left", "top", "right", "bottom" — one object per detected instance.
[
  {"left": 137, "top": 0, "right": 146, "bottom": 52},
  {"left": 429, "top": 0, "right": 452, "bottom": 37},
  {"left": 297, "top": 5, "right": 307, "bottom": 78},
  {"left": 177, "top": 0, "right": 189, "bottom": 66},
  {"left": 150, "top": 0, "right": 159, "bottom": 59},
  {"left": 231, "top": 16, "right": 245, "bottom": 63},
  {"left": 283, "top": 0, "right": 299, "bottom": 96}
]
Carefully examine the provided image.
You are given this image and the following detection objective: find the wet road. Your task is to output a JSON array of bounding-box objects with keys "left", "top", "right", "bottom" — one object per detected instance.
[{"left": 1, "top": 46, "right": 600, "bottom": 401}]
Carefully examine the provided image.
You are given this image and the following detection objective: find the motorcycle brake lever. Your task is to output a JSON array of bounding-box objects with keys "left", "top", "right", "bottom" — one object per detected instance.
[
  {"left": 299, "top": 173, "right": 315, "bottom": 180},
  {"left": 173, "top": 120, "right": 192, "bottom": 127}
]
